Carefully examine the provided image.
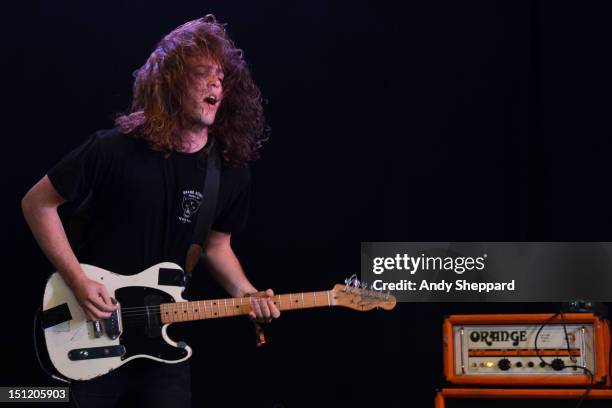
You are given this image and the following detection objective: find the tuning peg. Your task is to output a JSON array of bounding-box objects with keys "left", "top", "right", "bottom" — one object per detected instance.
[
  {"left": 344, "top": 274, "right": 359, "bottom": 292},
  {"left": 344, "top": 274, "right": 357, "bottom": 285}
]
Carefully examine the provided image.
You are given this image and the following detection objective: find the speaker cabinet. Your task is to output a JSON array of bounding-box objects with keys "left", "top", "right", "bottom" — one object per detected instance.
[{"left": 435, "top": 388, "right": 612, "bottom": 408}]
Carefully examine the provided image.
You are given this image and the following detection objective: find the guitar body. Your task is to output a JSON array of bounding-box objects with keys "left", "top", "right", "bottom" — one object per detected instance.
[{"left": 42, "top": 263, "right": 192, "bottom": 381}]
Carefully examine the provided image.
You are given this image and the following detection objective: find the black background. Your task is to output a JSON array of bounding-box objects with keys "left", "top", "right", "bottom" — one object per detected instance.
[{"left": 4, "top": 1, "right": 612, "bottom": 407}]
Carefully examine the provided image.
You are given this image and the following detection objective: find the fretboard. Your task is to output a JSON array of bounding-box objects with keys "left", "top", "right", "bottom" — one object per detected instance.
[{"left": 160, "top": 291, "right": 334, "bottom": 324}]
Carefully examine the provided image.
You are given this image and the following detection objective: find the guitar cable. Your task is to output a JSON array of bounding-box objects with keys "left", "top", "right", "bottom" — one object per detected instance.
[{"left": 534, "top": 311, "right": 595, "bottom": 408}]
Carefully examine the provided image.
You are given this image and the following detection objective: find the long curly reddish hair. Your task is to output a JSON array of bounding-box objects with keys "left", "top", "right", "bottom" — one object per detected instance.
[{"left": 115, "top": 15, "right": 267, "bottom": 165}]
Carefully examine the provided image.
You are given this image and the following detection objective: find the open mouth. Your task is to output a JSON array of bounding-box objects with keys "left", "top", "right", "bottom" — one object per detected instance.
[{"left": 204, "top": 95, "right": 218, "bottom": 106}]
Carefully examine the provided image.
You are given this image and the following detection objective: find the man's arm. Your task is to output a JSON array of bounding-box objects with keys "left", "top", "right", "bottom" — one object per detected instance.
[
  {"left": 202, "top": 229, "right": 280, "bottom": 322},
  {"left": 21, "top": 175, "right": 116, "bottom": 320}
]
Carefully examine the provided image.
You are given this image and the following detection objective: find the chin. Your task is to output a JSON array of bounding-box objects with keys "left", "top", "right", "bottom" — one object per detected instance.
[
  {"left": 201, "top": 117, "right": 216, "bottom": 127},
  {"left": 201, "top": 111, "right": 218, "bottom": 124},
  {"left": 190, "top": 114, "right": 215, "bottom": 128}
]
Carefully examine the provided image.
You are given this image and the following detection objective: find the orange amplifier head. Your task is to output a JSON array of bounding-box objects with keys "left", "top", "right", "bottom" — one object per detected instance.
[{"left": 443, "top": 313, "right": 611, "bottom": 387}]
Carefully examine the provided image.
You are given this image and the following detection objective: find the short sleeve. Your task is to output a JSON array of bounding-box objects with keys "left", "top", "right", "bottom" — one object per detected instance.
[
  {"left": 47, "top": 131, "right": 108, "bottom": 202},
  {"left": 211, "top": 166, "right": 251, "bottom": 233}
]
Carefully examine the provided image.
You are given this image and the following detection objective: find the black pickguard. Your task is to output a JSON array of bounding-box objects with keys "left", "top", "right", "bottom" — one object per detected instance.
[{"left": 115, "top": 286, "right": 188, "bottom": 361}]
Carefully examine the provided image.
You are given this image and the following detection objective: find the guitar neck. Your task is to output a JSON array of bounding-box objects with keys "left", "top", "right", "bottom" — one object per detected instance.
[{"left": 159, "top": 290, "right": 335, "bottom": 324}]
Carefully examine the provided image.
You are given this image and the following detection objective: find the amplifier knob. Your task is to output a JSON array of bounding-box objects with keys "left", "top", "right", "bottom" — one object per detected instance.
[
  {"left": 551, "top": 358, "right": 565, "bottom": 371},
  {"left": 516, "top": 362, "right": 523, "bottom": 368},
  {"left": 498, "top": 358, "right": 511, "bottom": 371},
  {"left": 527, "top": 361, "right": 534, "bottom": 368}
]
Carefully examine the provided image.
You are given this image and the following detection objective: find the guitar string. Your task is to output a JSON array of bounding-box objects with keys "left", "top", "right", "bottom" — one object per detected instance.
[
  {"left": 104, "top": 300, "right": 338, "bottom": 325},
  {"left": 117, "top": 305, "right": 328, "bottom": 317},
  {"left": 119, "top": 301, "right": 264, "bottom": 312},
  {"left": 118, "top": 310, "right": 245, "bottom": 318},
  {"left": 117, "top": 291, "right": 335, "bottom": 312},
  {"left": 118, "top": 311, "right": 260, "bottom": 324},
  {"left": 119, "top": 303, "right": 284, "bottom": 315},
  {"left": 118, "top": 298, "right": 333, "bottom": 317},
  {"left": 90, "top": 290, "right": 367, "bottom": 321},
  {"left": 119, "top": 299, "right": 307, "bottom": 313},
  {"left": 119, "top": 304, "right": 308, "bottom": 319},
  {"left": 115, "top": 291, "right": 356, "bottom": 319},
  {"left": 113, "top": 301, "right": 327, "bottom": 321}
]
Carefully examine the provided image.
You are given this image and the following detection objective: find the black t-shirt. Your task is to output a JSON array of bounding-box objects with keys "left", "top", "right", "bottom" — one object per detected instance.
[{"left": 47, "top": 128, "right": 250, "bottom": 275}]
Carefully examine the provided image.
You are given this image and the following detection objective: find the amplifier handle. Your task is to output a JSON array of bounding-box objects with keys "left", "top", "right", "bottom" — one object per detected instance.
[{"left": 459, "top": 327, "right": 465, "bottom": 374}]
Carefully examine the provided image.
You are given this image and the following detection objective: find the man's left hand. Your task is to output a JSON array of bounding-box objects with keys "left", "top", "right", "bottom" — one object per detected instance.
[{"left": 247, "top": 289, "right": 280, "bottom": 323}]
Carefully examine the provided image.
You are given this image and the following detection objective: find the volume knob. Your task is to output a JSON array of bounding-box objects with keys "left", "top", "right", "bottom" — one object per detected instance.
[
  {"left": 551, "top": 358, "right": 565, "bottom": 371},
  {"left": 498, "top": 358, "right": 511, "bottom": 371}
]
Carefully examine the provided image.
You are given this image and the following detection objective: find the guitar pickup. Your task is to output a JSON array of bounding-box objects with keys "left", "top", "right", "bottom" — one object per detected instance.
[{"left": 103, "top": 298, "right": 122, "bottom": 340}]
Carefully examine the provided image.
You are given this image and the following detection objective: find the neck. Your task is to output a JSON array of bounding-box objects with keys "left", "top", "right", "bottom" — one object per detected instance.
[
  {"left": 176, "top": 126, "right": 209, "bottom": 153},
  {"left": 159, "top": 290, "right": 336, "bottom": 324}
]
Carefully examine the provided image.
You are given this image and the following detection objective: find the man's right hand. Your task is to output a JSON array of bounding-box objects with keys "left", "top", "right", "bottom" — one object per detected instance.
[{"left": 72, "top": 277, "right": 117, "bottom": 321}]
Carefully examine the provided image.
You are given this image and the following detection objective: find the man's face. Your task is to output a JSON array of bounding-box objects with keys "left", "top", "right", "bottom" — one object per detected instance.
[{"left": 185, "top": 57, "right": 224, "bottom": 128}]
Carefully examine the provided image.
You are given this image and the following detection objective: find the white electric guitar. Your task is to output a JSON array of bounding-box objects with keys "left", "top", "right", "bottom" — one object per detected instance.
[{"left": 40, "top": 263, "right": 396, "bottom": 381}]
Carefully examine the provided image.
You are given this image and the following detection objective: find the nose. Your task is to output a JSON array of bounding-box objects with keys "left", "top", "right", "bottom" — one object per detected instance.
[{"left": 207, "top": 76, "right": 221, "bottom": 89}]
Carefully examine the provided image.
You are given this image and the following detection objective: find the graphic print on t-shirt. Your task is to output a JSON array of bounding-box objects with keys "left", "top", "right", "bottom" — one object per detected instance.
[{"left": 179, "top": 190, "right": 203, "bottom": 223}]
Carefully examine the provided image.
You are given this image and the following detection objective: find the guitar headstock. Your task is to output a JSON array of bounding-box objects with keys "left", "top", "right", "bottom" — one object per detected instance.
[{"left": 331, "top": 275, "right": 397, "bottom": 311}]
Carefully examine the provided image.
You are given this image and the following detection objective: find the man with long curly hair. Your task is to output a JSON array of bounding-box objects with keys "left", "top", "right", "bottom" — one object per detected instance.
[{"left": 22, "top": 15, "right": 278, "bottom": 407}]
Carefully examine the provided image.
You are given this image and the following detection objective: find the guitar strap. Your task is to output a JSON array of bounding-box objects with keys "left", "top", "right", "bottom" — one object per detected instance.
[
  {"left": 184, "top": 140, "right": 221, "bottom": 275},
  {"left": 184, "top": 142, "right": 265, "bottom": 346}
]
